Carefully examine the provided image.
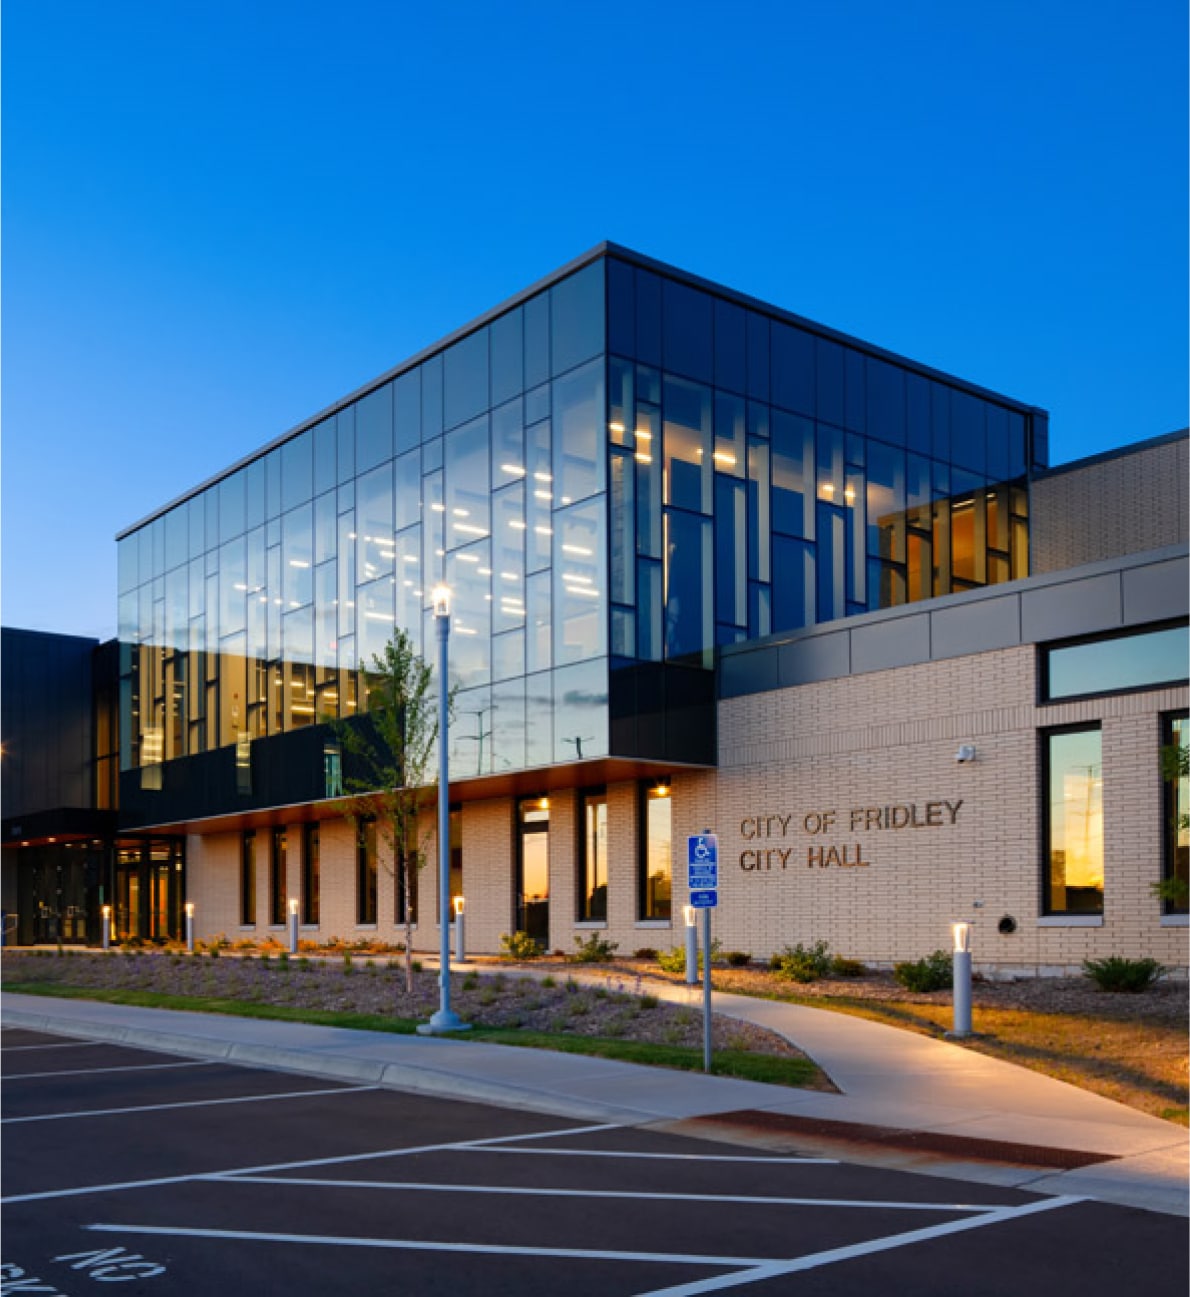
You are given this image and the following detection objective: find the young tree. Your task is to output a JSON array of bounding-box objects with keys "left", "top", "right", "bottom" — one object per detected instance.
[{"left": 335, "top": 629, "right": 443, "bottom": 992}]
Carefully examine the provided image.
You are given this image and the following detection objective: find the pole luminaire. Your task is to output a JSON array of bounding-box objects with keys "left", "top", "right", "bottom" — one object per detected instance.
[{"left": 422, "top": 584, "right": 468, "bottom": 1034}]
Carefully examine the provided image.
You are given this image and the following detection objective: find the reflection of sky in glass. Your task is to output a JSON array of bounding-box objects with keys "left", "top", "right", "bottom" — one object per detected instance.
[{"left": 1048, "top": 626, "right": 1188, "bottom": 700}]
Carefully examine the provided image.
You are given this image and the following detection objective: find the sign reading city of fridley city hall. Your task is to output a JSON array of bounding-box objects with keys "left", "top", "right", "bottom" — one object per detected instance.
[{"left": 738, "top": 800, "right": 965, "bottom": 870}]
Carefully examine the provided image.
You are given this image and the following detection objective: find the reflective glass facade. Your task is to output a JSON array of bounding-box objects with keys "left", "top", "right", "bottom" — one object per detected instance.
[{"left": 117, "top": 247, "right": 1044, "bottom": 817}]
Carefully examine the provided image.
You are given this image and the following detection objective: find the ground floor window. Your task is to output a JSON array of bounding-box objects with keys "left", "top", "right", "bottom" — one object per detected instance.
[
  {"left": 240, "top": 831, "right": 256, "bottom": 925},
  {"left": 269, "top": 828, "right": 287, "bottom": 925},
  {"left": 578, "top": 789, "right": 608, "bottom": 921},
  {"left": 1163, "top": 712, "right": 1189, "bottom": 914},
  {"left": 1043, "top": 725, "right": 1103, "bottom": 915},
  {"left": 302, "top": 824, "right": 320, "bottom": 926},
  {"left": 357, "top": 821, "right": 377, "bottom": 925},
  {"left": 639, "top": 781, "right": 672, "bottom": 920},
  {"left": 518, "top": 797, "right": 550, "bottom": 944}
]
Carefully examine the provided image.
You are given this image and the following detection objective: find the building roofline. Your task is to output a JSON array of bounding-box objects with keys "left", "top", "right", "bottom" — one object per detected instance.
[
  {"left": 118, "top": 240, "right": 1048, "bottom": 539},
  {"left": 1033, "top": 427, "right": 1188, "bottom": 478}
]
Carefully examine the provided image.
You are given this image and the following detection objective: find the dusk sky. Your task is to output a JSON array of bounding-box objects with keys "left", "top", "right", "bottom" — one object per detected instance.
[{"left": 3, "top": 0, "right": 1186, "bottom": 641}]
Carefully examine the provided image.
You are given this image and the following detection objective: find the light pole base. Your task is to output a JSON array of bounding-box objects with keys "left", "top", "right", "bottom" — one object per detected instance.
[{"left": 418, "top": 1012, "right": 471, "bottom": 1035}]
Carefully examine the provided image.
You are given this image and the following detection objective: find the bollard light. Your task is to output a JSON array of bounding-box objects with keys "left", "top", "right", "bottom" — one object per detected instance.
[
  {"left": 951, "top": 922, "right": 973, "bottom": 1038},
  {"left": 102, "top": 904, "right": 112, "bottom": 952},
  {"left": 683, "top": 904, "right": 698, "bottom": 985},
  {"left": 288, "top": 897, "right": 299, "bottom": 955},
  {"left": 453, "top": 895, "right": 466, "bottom": 963},
  {"left": 185, "top": 902, "right": 196, "bottom": 953}
]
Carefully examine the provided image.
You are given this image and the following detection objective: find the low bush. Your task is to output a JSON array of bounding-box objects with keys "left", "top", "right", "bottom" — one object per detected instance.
[
  {"left": 499, "top": 931, "right": 544, "bottom": 961},
  {"left": 656, "top": 938, "right": 721, "bottom": 974},
  {"left": 569, "top": 933, "right": 619, "bottom": 963},
  {"left": 830, "top": 956, "right": 867, "bottom": 978},
  {"left": 772, "top": 940, "right": 833, "bottom": 983},
  {"left": 724, "top": 950, "right": 752, "bottom": 967},
  {"left": 633, "top": 947, "right": 658, "bottom": 961},
  {"left": 893, "top": 950, "right": 953, "bottom": 992},
  {"left": 1082, "top": 956, "right": 1166, "bottom": 993}
]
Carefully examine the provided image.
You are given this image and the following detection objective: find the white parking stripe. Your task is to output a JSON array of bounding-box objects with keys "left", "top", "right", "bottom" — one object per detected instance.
[
  {"left": 217, "top": 1173, "right": 996, "bottom": 1214},
  {"left": 85, "top": 1221, "right": 771, "bottom": 1268},
  {"left": 3, "top": 1061, "right": 214, "bottom": 1081},
  {"left": 1, "top": 1084, "right": 378, "bottom": 1125},
  {"left": 1, "top": 1041, "right": 107, "bottom": 1053},
  {"left": 1, "top": 1122, "right": 617, "bottom": 1204},
  {"left": 634, "top": 1196, "right": 1087, "bottom": 1296}
]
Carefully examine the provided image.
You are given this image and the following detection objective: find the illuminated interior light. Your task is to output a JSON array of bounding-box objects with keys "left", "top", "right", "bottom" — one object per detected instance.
[
  {"left": 534, "top": 471, "right": 553, "bottom": 483},
  {"left": 453, "top": 523, "right": 488, "bottom": 537},
  {"left": 712, "top": 451, "right": 737, "bottom": 466},
  {"left": 431, "top": 502, "right": 446, "bottom": 512},
  {"left": 509, "top": 520, "right": 527, "bottom": 531},
  {"left": 348, "top": 532, "right": 357, "bottom": 540},
  {"left": 534, "top": 525, "right": 553, "bottom": 536},
  {"left": 820, "top": 483, "right": 835, "bottom": 497},
  {"left": 234, "top": 582, "right": 248, "bottom": 591},
  {"left": 402, "top": 554, "right": 419, "bottom": 564},
  {"left": 500, "top": 463, "right": 527, "bottom": 477},
  {"left": 288, "top": 559, "right": 310, "bottom": 568},
  {"left": 564, "top": 572, "right": 593, "bottom": 584},
  {"left": 454, "top": 625, "right": 478, "bottom": 636},
  {"left": 844, "top": 485, "right": 857, "bottom": 502},
  {"left": 534, "top": 489, "right": 553, "bottom": 502},
  {"left": 565, "top": 585, "right": 601, "bottom": 599},
  {"left": 635, "top": 429, "right": 652, "bottom": 440},
  {"left": 562, "top": 543, "right": 593, "bottom": 556},
  {"left": 457, "top": 553, "right": 480, "bottom": 564},
  {"left": 364, "top": 611, "right": 394, "bottom": 620},
  {"left": 453, "top": 508, "right": 470, "bottom": 517},
  {"left": 609, "top": 421, "right": 625, "bottom": 433},
  {"left": 500, "top": 571, "right": 520, "bottom": 582},
  {"left": 634, "top": 452, "right": 653, "bottom": 463}
]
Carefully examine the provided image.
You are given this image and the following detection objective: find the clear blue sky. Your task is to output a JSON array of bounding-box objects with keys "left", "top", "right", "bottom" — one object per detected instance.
[{"left": 3, "top": 0, "right": 1186, "bottom": 640}]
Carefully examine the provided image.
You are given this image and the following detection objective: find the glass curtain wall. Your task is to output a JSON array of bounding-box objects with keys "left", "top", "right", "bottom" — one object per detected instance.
[
  {"left": 605, "top": 257, "right": 1035, "bottom": 666},
  {"left": 118, "top": 262, "right": 608, "bottom": 786}
]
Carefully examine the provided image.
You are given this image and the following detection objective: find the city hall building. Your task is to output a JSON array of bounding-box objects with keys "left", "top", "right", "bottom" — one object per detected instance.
[{"left": 3, "top": 244, "right": 1187, "bottom": 973}]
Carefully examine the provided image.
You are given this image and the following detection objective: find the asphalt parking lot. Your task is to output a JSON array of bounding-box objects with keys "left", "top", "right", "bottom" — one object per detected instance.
[{"left": 2, "top": 1025, "right": 1186, "bottom": 1296}]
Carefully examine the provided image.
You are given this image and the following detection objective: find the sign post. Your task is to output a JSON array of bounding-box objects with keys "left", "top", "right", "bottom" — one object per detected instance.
[{"left": 687, "top": 833, "right": 719, "bottom": 1073}]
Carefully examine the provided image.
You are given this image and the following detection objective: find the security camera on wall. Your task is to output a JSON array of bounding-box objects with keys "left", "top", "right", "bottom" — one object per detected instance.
[{"left": 955, "top": 745, "right": 976, "bottom": 764}]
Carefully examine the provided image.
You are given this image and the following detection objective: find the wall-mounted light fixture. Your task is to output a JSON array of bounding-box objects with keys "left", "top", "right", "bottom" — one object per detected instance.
[{"left": 955, "top": 745, "right": 976, "bottom": 764}]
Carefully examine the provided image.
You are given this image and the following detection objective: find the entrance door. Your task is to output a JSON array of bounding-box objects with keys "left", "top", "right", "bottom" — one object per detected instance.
[{"left": 517, "top": 799, "right": 550, "bottom": 947}]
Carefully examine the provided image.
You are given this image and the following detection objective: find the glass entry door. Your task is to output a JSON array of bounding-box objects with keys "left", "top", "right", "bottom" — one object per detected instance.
[{"left": 517, "top": 799, "right": 550, "bottom": 947}]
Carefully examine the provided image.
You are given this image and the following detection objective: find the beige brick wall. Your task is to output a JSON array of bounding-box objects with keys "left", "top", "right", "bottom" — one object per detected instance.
[
  {"left": 1032, "top": 437, "right": 1189, "bottom": 573},
  {"left": 183, "top": 644, "right": 1188, "bottom": 975}
]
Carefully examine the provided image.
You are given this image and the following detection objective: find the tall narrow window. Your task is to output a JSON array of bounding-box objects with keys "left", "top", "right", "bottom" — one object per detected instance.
[
  {"left": 357, "top": 821, "right": 377, "bottom": 925},
  {"left": 240, "top": 830, "right": 256, "bottom": 926},
  {"left": 639, "top": 782, "right": 672, "bottom": 920},
  {"left": 302, "top": 824, "right": 320, "bottom": 926},
  {"left": 1163, "top": 713, "right": 1189, "bottom": 915},
  {"left": 269, "top": 827, "right": 287, "bottom": 926},
  {"left": 1043, "top": 726, "right": 1103, "bottom": 915},
  {"left": 578, "top": 790, "right": 608, "bottom": 921}
]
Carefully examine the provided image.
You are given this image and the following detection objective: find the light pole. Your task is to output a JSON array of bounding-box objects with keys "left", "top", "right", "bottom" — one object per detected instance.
[{"left": 422, "top": 585, "right": 468, "bottom": 1034}]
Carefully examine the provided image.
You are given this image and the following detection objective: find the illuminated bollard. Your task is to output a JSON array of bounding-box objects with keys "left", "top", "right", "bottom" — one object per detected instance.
[
  {"left": 102, "top": 905, "right": 112, "bottom": 952},
  {"left": 952, "top": 922, "right": 972, "bottom": 1038},
  {"left": 684, "top": 905, "right": 698, "bottom": 985},
  {"left": 288, "top": 898, "right": 299, "bottom": 955},
  {"left": 453, "top": 896, "right": 465, "bottom": 963},
  {"left": 185, "top": 902, "right": 195, "bottom": 953}
]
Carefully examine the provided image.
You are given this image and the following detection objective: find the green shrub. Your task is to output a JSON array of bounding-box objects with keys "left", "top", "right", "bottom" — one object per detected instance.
[
  {"left": 569, "top": 933, "right": 619, "bottom": 963},
  {"left": 724, "top": 950, "right": 752, "bottom": 967},
  {"left": 656, "top": 938, "right": 721, "bottom": 974},
  {"left": 893, "top": 949, "right": 953, "bottom": 992},
  {"left": 500, "top": 931, "right": 544, "bottom": 961},
  {"left": 1082, "top": 956, "right": 1166, "bottom": 993},
  {"left": 830, "top": 956, "right": 867, "bottom": 978},
  {"left": 773, "top": 940, "right": 833, "bottom": 983},
  {"left": 633, "top": 947, "right": 658, "bottom": 960}
]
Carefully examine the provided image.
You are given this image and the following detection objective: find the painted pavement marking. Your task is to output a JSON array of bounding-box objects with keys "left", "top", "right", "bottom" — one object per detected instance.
[{"left": 3, "top": 1060, "right": 216, "bottom": 1082}]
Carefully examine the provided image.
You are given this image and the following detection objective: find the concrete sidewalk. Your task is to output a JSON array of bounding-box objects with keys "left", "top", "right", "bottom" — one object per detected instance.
[{"left": 2, "top": 985, "right": 1186, "bottom": 1218}]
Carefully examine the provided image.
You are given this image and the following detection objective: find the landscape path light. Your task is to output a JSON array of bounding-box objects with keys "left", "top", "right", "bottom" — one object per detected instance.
[
  {"left": 288, "top": 898, "right": 299, "bottom": 955},
  {"left": 951, "top": 921, "right": 973, "bottom": 1038},
  {"left": 683, "top": 904, "right": 698, "bottom": 985},
  {"left": 453, "top": 895, "right": 466, "bottom": 963},
  {"left": 185, "top": 902, "right": 195, "bottom": 953},
  {"left": 102, "top": 905, "right": 112, "bottom": 951}
]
